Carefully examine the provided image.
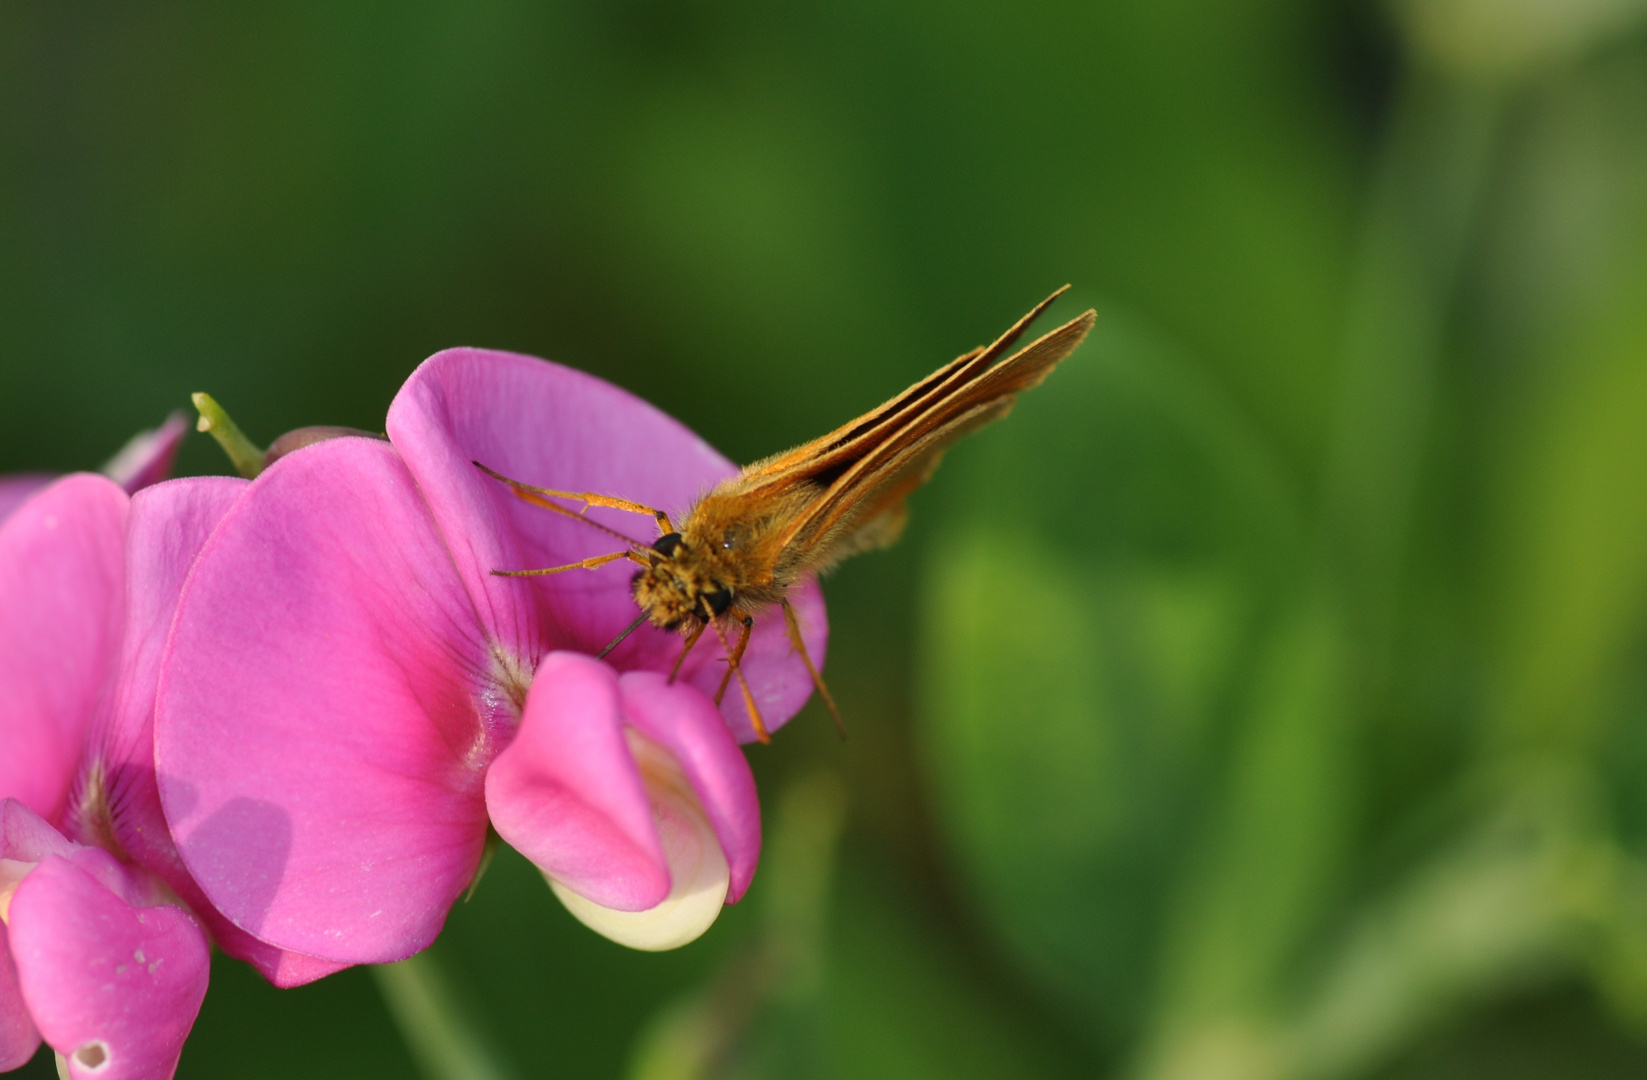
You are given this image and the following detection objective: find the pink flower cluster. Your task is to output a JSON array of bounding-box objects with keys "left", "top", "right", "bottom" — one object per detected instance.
[{"left": 1, "top": 351, "right": 826, "bottom": 1077}]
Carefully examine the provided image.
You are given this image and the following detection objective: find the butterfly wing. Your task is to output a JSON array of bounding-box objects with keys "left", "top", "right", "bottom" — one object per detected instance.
[
  {"left": 735, "top": 286, "right": 1077, "bottom": 497},
  {"left": 771, "top": 304, "right": 1096, "bottom": 578}
]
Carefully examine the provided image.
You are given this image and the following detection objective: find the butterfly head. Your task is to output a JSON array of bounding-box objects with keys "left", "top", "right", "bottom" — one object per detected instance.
[{"left": 632, "top": 531, "right": 734, "bottom": 630}]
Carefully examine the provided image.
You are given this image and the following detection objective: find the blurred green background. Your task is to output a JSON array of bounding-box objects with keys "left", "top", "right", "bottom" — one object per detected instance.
[{"left": 7, "top": 0, "right": 1647, "bottom": 1076}]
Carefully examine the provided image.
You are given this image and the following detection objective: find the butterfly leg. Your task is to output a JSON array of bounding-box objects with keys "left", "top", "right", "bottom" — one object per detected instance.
[
  {"left": 782, "top": 598, "right": 845, "bottom": 739},
  {"left": 710, "top": 615, "right": 769, "bottom": 744},
  {"left": 714, "top": 615, "right": 754, "bottom": 704},
  {"left": 668, "top": 619, "right": 709, "bottom": 683},
  {"left": 491, "top": 550, "right": 643, "bottom": 576}
]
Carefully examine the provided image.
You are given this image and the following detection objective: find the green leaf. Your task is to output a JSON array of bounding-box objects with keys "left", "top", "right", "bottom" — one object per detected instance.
[
  {"left": 1486, "top": 276, "right": 1647, "bottom": 752},
  {"left": 1151, "top": 590, "right": 1353, "bottom": 1035},
  {"left": 916, "top": 315, "right": 1300, "bottom": 1041}
]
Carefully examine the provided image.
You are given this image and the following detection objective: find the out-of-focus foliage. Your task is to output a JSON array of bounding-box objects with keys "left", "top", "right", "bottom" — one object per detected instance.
[{"left": 4, "top": 0, "right": 1647, "bottom": 1077}]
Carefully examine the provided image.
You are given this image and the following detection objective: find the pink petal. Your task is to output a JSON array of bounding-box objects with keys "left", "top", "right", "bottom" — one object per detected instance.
[
  {"left": 9, "top": 851, "right": 208, "bottom": 1080},
  {"left": 0, "top": 923, "right": 41, "bottom": 1071},
  {"left": 546, "top": 779, "right": 730, "bottom": 952},
  {"left": 102, "top": 413, "right": 189, "bottom": 496},
  {"left": 62, "top": 477, "right": 341, "bottom": 988},
  {"left": 486, "top": 651, "right": 670, "bottom": 911},
  {"left": 1, "top": 800, "right": 77, "bottom": 866},
  {"left": 155, "top": 438, "right": 499, "bottom": 964},
  {"left": 0, "top": 475, "right": 128, "bottom": 824},
  {"left": 387, "top": 348, "right": 732, "bottom": 669},
  {"left": 0, "top": 475, "right": 52, "bottom": 529},
  {"left": 386, "top": 347, "right": 826, "bottom": 739},
  {"left": 74, "top": 478, "right": 249, "bottom": 851},
  {"left": 0, "top": 413, "right": 182, "bottom": 531},
  {"left": 618, "top": 671, "right": 761, "bottom": 901}
]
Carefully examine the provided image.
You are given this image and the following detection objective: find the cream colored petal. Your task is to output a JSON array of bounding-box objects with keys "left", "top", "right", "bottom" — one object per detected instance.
[{"left": 548, "top": 732, "right": 730, "bottom": 951}]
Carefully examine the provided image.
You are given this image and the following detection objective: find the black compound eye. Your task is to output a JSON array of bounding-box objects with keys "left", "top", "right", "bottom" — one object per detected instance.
[
  {"left": 652, "top": 532, "right": 683, "bottom": 556},
  {"left": 704, "top": 586, "right": 733, "bottom": 617},
  {"left": 720, "top": 529, "right": 737, "bottom": 551}
]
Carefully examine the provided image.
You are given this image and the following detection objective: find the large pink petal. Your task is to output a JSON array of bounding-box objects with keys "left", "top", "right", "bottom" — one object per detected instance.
[
  {"left": 65, "top": 477, "right": 342, "bottom": 988},
  {"left": 486, "top": 651, "right": 670, "bottom": 911},
  {"left": 387, "top": 348, "right": 731, "bottom": 669},
  {"left": 9, "top": 851, "right": 208, "bottom": 1080},
  {"left": 386, "top": 347, "right": 826, "bottom": 739},
  {"left": 0, "top": 475, "right": 52, "bottom": 528},
  {"left": 618, "top": 671, "right": 761, "bottom": 902},
  {"left": 0, "top": 475, "right": 128, "bottom": 824},
  {"left": 0, "top": 922, "right": 40, "bottom": 1071},
  {"left": 102, "top": 413, "right": 188, "bottom": 496},
  {"left": 155, "top": 438, "right": 500, "bottom": 964}
]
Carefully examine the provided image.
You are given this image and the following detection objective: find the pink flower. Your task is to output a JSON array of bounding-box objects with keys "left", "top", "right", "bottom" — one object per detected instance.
[
  {"left": 0, "top": 413, "right": 188, "bottom": 531},
  {"left": 154, "top": 350, "right": 827, "bottom": 963},
  {"left": 0, "top": 476, "right": 53, "bottom": 528},
  {"left": 0, "top": 473, "right": 338, "bottom": 1078},
  {"left": 97, "top": 413, "right": 189, "bottom": 497}
]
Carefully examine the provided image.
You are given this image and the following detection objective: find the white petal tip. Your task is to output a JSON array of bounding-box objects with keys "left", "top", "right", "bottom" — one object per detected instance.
[{"left": 547, "top": 745, "right": 732, "bottom": 951}]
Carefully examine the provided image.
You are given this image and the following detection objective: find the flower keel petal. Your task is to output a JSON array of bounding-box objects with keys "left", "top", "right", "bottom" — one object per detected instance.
[
  {"left": 9, "top": 854, "right": 208, "bottom": 1080},
  {"left": 486, "top": 652, "right": 670, "bottom": 913},
  {"left": 547, "top": 736, "right": 731, "bottom": 952}
]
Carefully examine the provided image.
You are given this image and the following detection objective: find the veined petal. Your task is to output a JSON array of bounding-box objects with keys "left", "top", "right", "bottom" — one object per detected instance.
[
  {"left": 486, "top": 652, "right": 670, "bottom": 912},
  {"left": 155, "top": 438, "right": 499, "bottom": 964},
  {"left": 9, "top": 851, "right": 208, "bottom": 1080},
  {"left": 618, "top": 671, "right": 760, "bottom": 901},
  {"left": 0, "top": 475, "right": 127, "bottom": 824}
]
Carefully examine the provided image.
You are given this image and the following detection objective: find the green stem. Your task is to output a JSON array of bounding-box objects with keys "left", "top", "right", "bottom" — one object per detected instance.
[
  {"left": 373, "top": 951, "right": 521, "bottom": 1080},
  {"left": 190, "top": 392, "right": 266, "bottom": 479}
]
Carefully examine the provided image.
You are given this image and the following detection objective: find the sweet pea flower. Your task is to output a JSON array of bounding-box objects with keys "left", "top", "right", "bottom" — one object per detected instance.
[
  {"left": 0, "top": 473, "right": 338, "bottom": 1078},
  {"left": 155, "top": 350, "right": 828, "bottom": 962},
  {"left": 0, "top": 413, "right": 188, "bottom": 530}
]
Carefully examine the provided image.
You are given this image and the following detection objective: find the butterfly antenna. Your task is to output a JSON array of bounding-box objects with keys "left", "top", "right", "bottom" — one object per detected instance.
[
  {"left": 596, "top": 612, "right": 649, "bottom": 660},
  {"left": 492, "top": 550, "right": 641, "bottom": 577},
  {"left": 473, "top": 460, "right": 648, "bottom": 546}
]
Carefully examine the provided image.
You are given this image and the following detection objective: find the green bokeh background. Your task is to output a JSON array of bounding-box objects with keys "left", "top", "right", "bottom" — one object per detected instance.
[{"left": 6, "top": 1, "right": 1647, "bottom": 1077}]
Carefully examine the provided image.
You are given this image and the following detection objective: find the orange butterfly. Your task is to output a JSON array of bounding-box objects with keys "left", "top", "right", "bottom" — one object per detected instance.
[{"left": 478, "top": 287, "right": 1095, "bottom": 742}]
